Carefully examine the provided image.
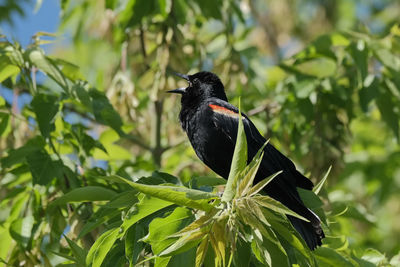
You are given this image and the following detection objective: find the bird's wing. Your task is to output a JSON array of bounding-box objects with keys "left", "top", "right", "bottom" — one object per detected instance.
[
  {"left": 207, "top": 99, "right": 324, "bottom": 250},
  {"left": 207, "top": 98, "right": 314, "bottom": 190}
]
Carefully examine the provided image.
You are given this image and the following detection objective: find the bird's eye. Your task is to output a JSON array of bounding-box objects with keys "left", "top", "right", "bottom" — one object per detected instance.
[{"left": 193, "top": 78, "right": 199, "bottom": 84}]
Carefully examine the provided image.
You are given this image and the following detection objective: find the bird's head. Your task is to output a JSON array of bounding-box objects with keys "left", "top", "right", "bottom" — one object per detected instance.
[{"left": 168, "top": 71, "right": 228, "bottom": 103}]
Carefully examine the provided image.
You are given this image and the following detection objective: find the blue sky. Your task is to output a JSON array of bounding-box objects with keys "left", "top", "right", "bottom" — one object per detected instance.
[
  {"left": 0, "top": 0, "right": 61, "bottom": 47},
  {"left": 0, "top": 1, "right": 61, "bottom": 108}
]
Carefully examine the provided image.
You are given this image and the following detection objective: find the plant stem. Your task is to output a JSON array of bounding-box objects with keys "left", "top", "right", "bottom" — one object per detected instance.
[{"left": 152, "top": 100, "right": 164, "bottom": 167}]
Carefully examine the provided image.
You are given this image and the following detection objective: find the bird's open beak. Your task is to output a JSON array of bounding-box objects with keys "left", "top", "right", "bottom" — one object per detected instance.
[
  {"left": 167, "top": 72, "right": 190, "bottom": 94},
  {"left": 173, "top": 72, "right": 189, "bottom": 81},
  {"left": 167, "top": 87, "right": 186, "bottom": 94}
]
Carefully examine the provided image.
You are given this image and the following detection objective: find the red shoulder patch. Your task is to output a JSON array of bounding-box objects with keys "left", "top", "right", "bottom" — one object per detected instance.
[{"left": 208, "top": 104, "right": 238, "bottom": 117}]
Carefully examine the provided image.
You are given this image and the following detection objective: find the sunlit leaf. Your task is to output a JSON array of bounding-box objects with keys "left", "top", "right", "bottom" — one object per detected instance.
[
  {"left": 103, "top": 175, "right": 216, "bottom": 211},
  {"left": 119, "top": 194, "right": 174, "bottom": 236},
  {"left": 313, "top": 166, "right": 331, "bottom": 195},
  {"left": 238, "top": 140, "right": 269, "bottom": 197},
  {"left": 195, "top": 238, "right": 209, "bottom": 267},
  {"left": 253, "top": 196, "right": 309, "bottom": 222},
  {"left": 49, "top": 186, "right": 117, "bottom": 208},
  {"left": 247, "top": 170, "right": 282, "bottom": 197},
  {"left": 144, "top": 207, "right": 193, "bottom": 255},
  {"left": 86, "top": 228, "right": 119, "bottom": 267},
  {"left": 9, "top": 216, "right": 34, "bottom": 248},
  {"left": 27, "top": 47, "right": 68, "bottom": 90},
  {"left": 375, "top": 49, "right": 400, "bottom": 72},
  {"left": 159, "top": 231, "right": 205, "bottom": 257},
  {"left": 222, "top": 99, "right": 247, "bottom": 202},
  {"left": 0, "top": 56, "right": 19, "bottom": 82},
  {"left": 295, "top": 58, "right": 337, "bottom": 78}
]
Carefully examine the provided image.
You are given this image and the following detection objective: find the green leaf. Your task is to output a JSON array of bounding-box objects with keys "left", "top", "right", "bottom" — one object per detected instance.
[
  {"left": 64, "top": 235, "right": 87, "bottom": 266},
  {"left": 167, "top": 248, "right": 196, "bottom": 267},
  {"left": 322, "top": 236, "right": 349, "bottom": 250},
  {"left": 119, "top": 194, "right": 174, "bottom": 236},
  {"left": 297, "top": 188, "right": 326, "bottom": 224},
  {"left": 376, "top": 89, "right": 399, "bottom": 140},
  {"left": 264, "top": 210, "right": 311, "bottom": 260},
  {"left": 195, "top": 238, "right": 209, "bottom": 267},
  {"left": 99, "top": 242, "right": 126, "bottom": 267},
  {"left": 313, "top": 165, "right": 331, "bottom": 195},
  {"left": 1, "top": 136, "right": 44, "bottom": 168},
  {"left": 190, "top": 176, "right": 226, "bottom": 188},
  {"left": 361, "top": 248, "right": 388, "bottom": 265},
  {"left": 31, "top": 93, "right": 59, "bottom": 137},
  {"left": 236, "top": 205, "right": 274, "bottom": 241},
  {"left": 73, "top": 84, "right": 92, "bottom": 108},
  {"left": 26, "top": 149, "right": 63, "bottom": 185},
  {"left": 86, "top": 228, "right": 119, "bottom": 267},
  {"left": 348, "top": 40, "right": 368, "bottom": 82},
  {"left": 295, "top": 58, "right": 337, "bottom": 78},
  {"left": 103, "top": 175, "right": 216, "bottom": 212},
  {"left": 159, "top": 232, "right": 205, "bottom": 257},
  {"left": 0, "top": 223, "right": 13, "bottom": 262},
  {"left": 78, "top": 209, "right": 121, "bottom": 239},
  {"left": 222, "top": 99, "right": 247, "bottom": 202},
  {"left": 375, "top": 48, "right": 400, "bottom": 71},
  {"left": 247, "top": 171, "right": 282, "bottom": 197},
  {"left": 294, "top": 79, "right": 317, "bottom": 99},
  {"left": 55, "top": 58, "right": 85, "bottom": 81},
  {"left": 49, "top": 186, "right": 117, "bottom": 208},
  {"left": 351, "top": 254, "right": 376, "bottom": 267},
  {"left": 297, "top": 188, "right": 324, "bottom": 210},
  {"left": 144, "top": 207, "right": 193, "bottom": 254},
  {"left": 125, "top": 223, "right": 146, "bottom": 266},
  {"left": 359, "top": 75, "right": 379, "bottom": 112},
  {"left": 27, "top": 47, "right": 68, "bottom": 90},
  {"left": 252, "top": 231, "right": 272, "bottom": 266},
  {"left": 233, "top": 237, "right": 251, "bottom": 267},
  {"left": 89, "top": 89, "right": 124, "bottom": 134},
  {"left": 238, "top": 141, "right": 269, "bottom": 197},
  {"left": 0, "top": 112, "right": 10, "bottom": 137},
  {"left": 101, "top": 190, "right": 138, "bottom": 209},
  {"left": 390, "top": 253, "right": 400, "bottom": 267},
  {"left": 9, "top": 215, "right": 34, "bottom": 248},
  {"left": 260, "top": 236, "right": 289, "bottom": 267},
  {"left": 314, "top": 247, "right": 355, "bottom": 267},
  {"left": 171, "top": 210, "right": 216, "bottom": 238},
  {"left": 3, "top": 45, "right": 24, "bottom": 67},
  {"left": 0, "top": 56, "right": 20, "bottom": 82},
  {"left": 253, "top": 196, "right": 309, "bottom": 222}
]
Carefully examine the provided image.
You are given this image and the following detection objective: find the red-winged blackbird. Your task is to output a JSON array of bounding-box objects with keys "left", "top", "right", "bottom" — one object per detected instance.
[{"left": 168, "top": 71, "right": 324, "bottom": 250}]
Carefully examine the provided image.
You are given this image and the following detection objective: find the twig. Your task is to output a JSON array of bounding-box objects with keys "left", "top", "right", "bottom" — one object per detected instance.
[
  {"left": 247, "top": 104, "right": 269, "bottom": 116},
  {"left": 121, "top": 41, "right": 127, "bottom": 72},
  {"left": 152, "top": 100, "right": 163, "bottom": 167},
  {"left": 123, "top": 133, "right": 152, "bottom": 151}
]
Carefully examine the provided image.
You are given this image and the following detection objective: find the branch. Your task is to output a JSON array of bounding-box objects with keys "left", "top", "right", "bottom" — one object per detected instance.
[{"left": 123, "top": 133, "right": 152, "bottom": 151}]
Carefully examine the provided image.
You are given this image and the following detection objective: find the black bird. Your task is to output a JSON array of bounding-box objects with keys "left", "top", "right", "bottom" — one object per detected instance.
[{"left": 168, "top": 71, "right": 324, "bottom": 250}]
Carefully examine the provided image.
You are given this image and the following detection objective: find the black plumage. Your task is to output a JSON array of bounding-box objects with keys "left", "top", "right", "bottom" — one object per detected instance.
[{"left": 168, "top": 71, "right": 324, "bottom": 250}]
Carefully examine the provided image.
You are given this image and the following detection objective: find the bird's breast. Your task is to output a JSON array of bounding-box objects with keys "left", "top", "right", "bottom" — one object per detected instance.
[{"left": 181, "top": 107, "right": 234, "bottom": 178}]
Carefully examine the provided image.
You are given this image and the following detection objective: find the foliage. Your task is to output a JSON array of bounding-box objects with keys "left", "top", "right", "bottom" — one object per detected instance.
[{"left": 1, "top": 0, "right": 400, "bottom": 266}]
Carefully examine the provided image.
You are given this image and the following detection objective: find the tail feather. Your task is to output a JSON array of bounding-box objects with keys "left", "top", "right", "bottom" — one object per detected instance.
[
  {"left": 294, "top": 170, "right": 314, "bottom": 190},
  {"left": 288, "top": 214, "right": 325, "bottom": 250}
]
